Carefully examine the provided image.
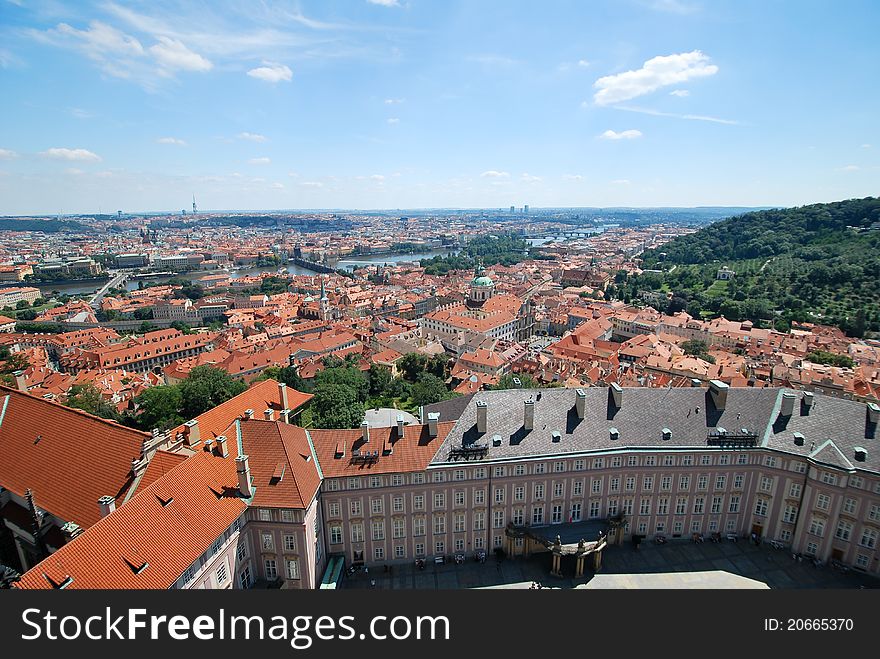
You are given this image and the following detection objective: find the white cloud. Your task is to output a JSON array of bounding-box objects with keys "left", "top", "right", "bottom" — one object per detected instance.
[
  {"left": 521, "top": 173, "right": 542, "bottom": 182},
  {"left": 614, "top": 105, "right": 738, "bottom": 125},
  {"left": 0, "top": 148, "right": 18, "bottom": 160},
  {"left": 611, "top": 179, "right": 631, "bottom": 185},
  {"left": 647, "top": 0, "right": 700, "bottom": 14},
  {"left": 839, "top": 165, "right": 860, "bottom": 172},
  {"left": 669, "top": 89, "right": 690, "bottom": 97},
  {"left": 299, "top": 181, "right": 323, "bottom": 188},
  {"left": 593, "top": 50, "right": 718, "bottom": 105},
  {"left": 563, "top": 174, "right": 583, "bottom": 180},
  {"left": 54, "top": 21, "right": 144, "bottom": 57},
  {"left": 600, "top": 129, "right": 643, "bottom": 140},
  {"left": 69, "top": 107, "right": 95, "bottom": 119},
  {"left": 480, "top": 170, "right": 510, "bottom": 178},
  {"left": 157, "top": 137, "right": 186, "bottom": 146},
  {"left": 578, "top": 60, "right": 590, "bottom": 68},
  {"left": 248, "top": 157, "right": 271, "bottom": 165},
  {"left": 384, "top": 98, "right": 405, "bottom": 104},
  {"left": 149, "top": 37, "right": 212, "bottom": 72},
  {"left": 238, "top": 132, "right": 267, "bottom": 142},
  {"left": 40, "top": 147, "right": 102, "bottom": 162},
  {"left": 370, "top": 174, "right": 385, "bottom": 181},
  {"left": 247, "top": 61, "right": 292, "bottom": 83},
  {"left": 367, "top": 0, "right": 401, "bottom": 6},
  {"left": 271, "top": 182, "right": 284, "bottom": 189},
  {"left": 64, "top": 168, "right": 85, "bottom": 176},
  {"left": 861, "top": 144, "right": 871, "bottom": 149},
  {"left": 387, "top": 117, "right": 400, "bottom": 125}
]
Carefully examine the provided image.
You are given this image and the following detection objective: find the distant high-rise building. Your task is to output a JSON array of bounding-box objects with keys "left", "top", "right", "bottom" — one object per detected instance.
[
  {"left": 510, "top": 206, "right": 515, "bottom": 213},
  {"left": 192, "top": 194, "right": 197, "bottom": 214},
  {"left": 524, "top": 205, "right": 529, "bottom": 214}
]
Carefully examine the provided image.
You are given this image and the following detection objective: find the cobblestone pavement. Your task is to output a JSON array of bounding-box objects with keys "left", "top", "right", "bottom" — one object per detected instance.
[{"left": 341, "top": 540, "right": 879, "bottom": 590}]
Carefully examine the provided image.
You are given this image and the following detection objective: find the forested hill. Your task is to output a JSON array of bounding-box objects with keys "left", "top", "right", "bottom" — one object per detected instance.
[
  {"left": 640, "top": 197, "right": 880, "bottom": 265},
  {"left": 619, "top": 197, "right": 880, "bottom": 337}
]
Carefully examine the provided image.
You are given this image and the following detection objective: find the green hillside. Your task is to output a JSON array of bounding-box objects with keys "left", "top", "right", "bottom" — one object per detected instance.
[{"left": 612, "top": 197, "right": 880, "bottom": 336}]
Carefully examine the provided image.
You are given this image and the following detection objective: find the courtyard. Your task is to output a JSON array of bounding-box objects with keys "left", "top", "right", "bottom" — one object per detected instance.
[{"left": 341, "top": 539, "right": 879, "bottom": 590}]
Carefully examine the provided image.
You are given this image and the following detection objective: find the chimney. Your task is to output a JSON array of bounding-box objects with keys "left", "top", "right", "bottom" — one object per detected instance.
[
  {"left": 216, "top": 435, "right": 229, "bottom": 458},
  {"left": 427, "top": 412, "right": 440, "bottom": 437},
  {"left": 708, "top": 380, "right": 728, "bottom": 410},
  {"left": 691, "top": 378, "right": 702, "bottom": 387},
  {"left": 244, "top": 409, "right": 254, "bottom": 420},
  {"left": 278, "top": 382, "right": 289, "bottom": 410},
  {"left": 12, "top": 369, "right": 27, "bottom": 392},
  {"left": 853, "top": 447, "right": 867, "bottom": 463},
  {"left": 476, "top": 400, "right": 488, "bottom": 434},
  {"left": 236, "top": 455, "right": 253, "bottom": 498},
  {"left": 575, "top": 388, "right": 586, "bottom": 419},
  {"left": 802, "top": 392, "right": 814, "bottom": 409},
  {"left": 610, "top": 382, "right": 623, "bottom": 408},
  {"left": 98, "top": 495, "right": 116, "bottom": 518},
  {"left": 868, "top": 403, "right": 880, "bottom": 424},
  {"left": 264, "top": 408, "right": 275, "bottom": 422},
  {"left": 184, "top": 419, "right": 201, "bottom": 446},
  {"left": 280, "top": 409, "right": 292, "bottom": 424},
  {"left": 551, "top": 430, "right": 561, "bottom": 443},
  {"left": 203, "top": 438, "right": 214, "bottom": 453},
  {"left": 396, "top": 414, "right": 405, "bottom": 439},
  {"left": 361, "top": 421, "right": 370, "bottom": 443},
  {"left": 780, "top": 392, "right": 796, "bottom": 417},
  {"left": 523, "top": 399, "right": 535, "bottom": 431}
]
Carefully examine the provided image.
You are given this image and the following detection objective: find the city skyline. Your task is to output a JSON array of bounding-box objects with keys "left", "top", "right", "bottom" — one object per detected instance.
[{"left": 1, "top": 0, "right": 878, "bottom": 214}]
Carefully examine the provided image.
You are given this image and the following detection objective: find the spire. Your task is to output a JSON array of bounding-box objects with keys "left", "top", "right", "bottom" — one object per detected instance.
[{"left": 320, "top": 277, "right": 328, "bottom": 301}]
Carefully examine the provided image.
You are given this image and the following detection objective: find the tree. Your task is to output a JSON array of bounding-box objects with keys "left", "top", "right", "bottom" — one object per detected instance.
[
  {"left": 179, "top": 366, "right": 248, "bottom": 419},
  {"left": 170, "top": 321, "right": 192, "bottom": 334},
  {"left": 139, "top": 321, "right": 158, "bottom": 333},
  {"left": 15, "top": 300, "right": 30, "bottom": 310},
  {"left": 399, "top": 352, "right": 428, "bottom": 382},
  {"left": 368, "top": 364, "right": 393, "bottom": 396},
  {"left": 132, "top": 385, "right": 183, "bottom": 431},
  {"left": 411, "top": 372, "right": 450, "bottom": 407},
  {"left": 314, "top": 365, "right": 368, "bottom": 403},
  {"left": 311, "top": 383, "right": 364, "bottom": 429},
  {"left": 65, "top": 383, "right": 120, "bottom": 421},
  {"left": 493, "top": 373, "right": 539, "bottom": 390},
  {"left": 426, "top": 354, "right": 449, "bottom": 379},
  {"left": 386, "top": 377, "right": 412, "bottom": 399},
  {"left": 16, "top": 309, "right": 37, "bottom": 321},
  {"left": 134, "top": 307, "right": 154, "bottom": 320},
  {"left": 0, "top": 352, "right": 29, "bottom": 374}
]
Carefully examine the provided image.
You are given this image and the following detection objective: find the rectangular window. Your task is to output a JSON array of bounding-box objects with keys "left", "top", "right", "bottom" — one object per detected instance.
[
  {"left": 435, "top": 542, "right": 445, "bottom": 555},
  {"left": 610, "top": 477, "right": 620, "bottom": 493},
  {"left": 554, "top": 461, "right": 565, "bottom": 473},
  {"left": 808, "top": 518, "right": 825, "bottom": 537},
  {"left": 330, "top": 525, "right": 342, "bottom": 545},
  {"left": 607, "top": 499, "right": 618, "bottom": 516},
  {"left": 493, "top": 510, "right": 505, "bottom": 528},
  {"left": 649, "top": 496, "right": 666, "bottom": 516},
  {"left": 701, "top": 455, "right": 711, "bottom": 465},
  {"left": 494, "top": 488, "right": 505, "bottom": 503},
  {"left": 842, "top": 498, "right": 857, "bottom": 515},
  {"left": 370, "top": 476, "right": 382, "bottom": 488},
  {"left": 593, "top": 458, "right": 605, "bottom": 469},
  {"left": 718, "top": 455, "right": 730, "bottom": 465},
  {"left": 474, "top": 489, "right": 486, "bottom": 505},
  {"left": 628, "top": 456, "right": 638, "bottom": 467},
  {"left": 663, "top": 455, "right": 675, "bottom": 467},
  {"left": 693, "top": 497, "right": 705, "bottom": 515},
  {"left": 434, "top": 493, "right": 446, "bottom": 509},
  {"left": 715, "top": 476, "right": 726, "bottom": 490},
  {"left": 454, "top": 469, "right": 465, "bottom": 481},
  {"left": 783, "top": 505, "right": 797, "bottom": 524},
  {"left": 856, "top": 554, "right": 869, "bottom": 569},
  {"left": 350, "top": 500, "right": 362, "bottom": 517},
  {"left": 589, "top": 501, "right": 599, "bottom": 519},
  {"left": 835, "top": 520, "right": 853, "bottom": 541},
  {"left": 328, "top": 502, "right": 341, "bottom": 518},
  {"left": 259, "top": 509, "right": 272, "bottom": 522},
  {"left": 513, "top": 508, "right": 524, "bottom": 525},
  {"left": 351, "top": 523, "right": 364, "bottom": 543},
  {"left": 348, "top": 477, "right": 360, "bottom": 490},
  {"left": 623, "top": 499, "right": 633, "bottom": 515},
  {"left": 286, "top": 559, "right": 300, "bottom": 580},
  {"left": 413, "top": 494, "right": 425, "bottom": 511},
  {"left": 393, "top": 518, "right": 405, "bottom": 539},
  {"left": 765, "top": 456, "right": 777, "bottom": 468},
  {"left": 611, "top": 456, "right": 622, "bottom": 468},
  {"left": 760, "top": 476, "right": 772, "bottom": 492},
  {"left": 859, "top": 528, "right": 877, "bottom": 549},
  {"left": 625, "top": 477, "right": 635, "bottom": 492},
  {"left": 473, "top": 511, "right": 485, "bottom": 531},
  {"left": 326, "top": 479, "right": 340, "bottom": 492},
  {"left": 868, "top": 504, "right": 880, "bottom": 522},
  {"left": 239, "top": 566, "right": 252, "bottom": 589},
  {"left": 821, "top": 472, "right": 838, "bottom": 486},
  {"left": 413, "top": 517, "right": 426, "bottom": 537},
  {"left": 805, "top": 542, "right": 818, "bottom": 557},
  {"left": 643, "top": 476, "right": 654, "bottom": 492},
  {"left": 494, "top": 466, "right": 505, "bottom": 477},
  {"left": 281, "top": 510, "right": 294, "bottom": 523},
  {"left": 534, "top": 463, "right": 546, "bottom": 475},
  {"left": 591, "top": 479, "right": 602, "bottom": 494},
  {"left": 454, "top": 513, "right": 466, "bottom": 533},
  {"left": 395, "top": 546, "right": 405, "bottom": 558},
  {"left": 754, "top": 499, "right": 768, "bottom": 517},
  {"left": 264, "top": 560, "right": 277, "bottom": 581},
  {"left": 237, "top": 542, "right": 247, "bottom": 562},
  {"left": 737, "top": 454, "right": 748, "bottom": 465},
  {"left": 514, "top": 485, "right": 525, "bottom": 501},
  {"left": 660, "top": 476, "right": 672, "bottom": 491},
  {"left": 283, "top": 535, "right": 296, "bottom": 552},
  {"left": 679, "top": 476, "right": 690, "bottom": 491},
  {"left": 850, "top": 476, "right": 864, "bottom": 489},
  {"left": 514, "top": 465, "right": 525, "bottom": 476},
  {"left": 816, "top": 494, "right": 831, "bottom": 511},
  {"left": 551, "top": 505, "right": 563, "bottom": 524},
  {"left": 371, "top": 520, "right": 385, "bottom": 541},
  {"left": 392, "top": 497, "right": 404, "bottom": 513},
  {"left": 415, "top": 543, "right": 425, "bottom": 556},
  {"left": 682, "top": 455, "right": 693, "bottom": 466},
  {"left": 554, "top": 482, "right": 564, "bottom": 498},
  {"left": 729, "top": 495, "right": 740, "bottom": 514},
  {"left": 433, "top": 472, "right": 445, "bottom": 483},
  {"left": 532, "top": 507, "right": 544, "bottom": 525},
  {"left": 473, "top": 468, "right": 487, "bottom": 479},
  {"left": 570, "top": 502, "right": 583, "bottom": 521},
  {"left": 574, "top": 459, "right": 586, "bottom": 471},
  {"left": 733, "top": 474, "right": 744, "bottom": 489},
  {"left": 216, "top": 563, "right": 228, "bottom": 585},
  {"left": 697, "top": 475, "right": 708, "bottom": 490},
  {"left": 789, "top": 483, "right": 802, "bottom": 499},
  {"left": 391, "top": 475, "right": 403, "bottom": 486},
  {"left": 261, "top": 532, "right": 274, "bottom": 551},
  {"left": 711, "top": 496, "right": 723, "bottom": 514},
  {"left": 640, "top": 498, "right": 651, "bottom": 515},
  {"left": 454, "top": 491, "right": 465, "bottom": 506},
  {"left": 675, "top": 497, "right": 687, "bottom": 515},
  {"left": 412, "top": 473, "right": 425, "bottom": 485},
  {"left": 644, "top": 456, "right": 656, "bottom": 467},
  {"left": 534, "top": 484, "right": 545, "bottom": 500},
  {"left": 573, "top": 480, "right": 584, "bottom": 496},
  {"left": 371, "top": 498, "right": 383, "bottom": 515}
]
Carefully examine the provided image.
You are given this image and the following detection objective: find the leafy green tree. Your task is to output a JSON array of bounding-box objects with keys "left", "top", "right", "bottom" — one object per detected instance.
[
  {"left": 411, "top": 372, "right": 450, "bottom": 407},
  {"left": 132, "top": 385, "right": 183, "bottom": 431},
  {"left": 386, "top": 377, "right": 412, "bottom": 399},
  {"left": 170, "top": 321, "right": 193, "bottom": 334},
  {"left": 65, "top": 383, "right": 120, "bottom": 421},
  {"left": 805, "top": 351, "right": 854, "bottom": 369},
  {"left": 139, "top": 321, "right": 158, "bottom": 333},
  {"left": 368, "top": 364, "right": 393, "bottom": 396},
  {"left": 314, "top": 365, "right": 368, "bottom": 403},
  {"left": 15, "top": 300, "right": 30, "bottom": 310},
  {"left": 179, "top": 366, "right": 248, "bottom": 419},
  {"left": 134, "top": 307, "right": 154, "bottom": 320},
  {"left": 312, "top": 383, "right": 365, "bottom": 429},
  {"left": 399, "top": 353, "right": 428, "bottom": 382},
  {"left": 493, "top": 373, "right": 539, "bottom": 390}
]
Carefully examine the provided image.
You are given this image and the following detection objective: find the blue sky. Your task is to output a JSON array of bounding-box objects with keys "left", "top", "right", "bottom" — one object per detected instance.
[{"left": 0, "top": 0, "right": 878, "bottom": 214}]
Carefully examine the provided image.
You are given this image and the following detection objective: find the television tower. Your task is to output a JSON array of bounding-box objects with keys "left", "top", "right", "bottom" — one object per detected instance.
[{"left": 192, "top": 194, "right": 197, "bottom": 214}]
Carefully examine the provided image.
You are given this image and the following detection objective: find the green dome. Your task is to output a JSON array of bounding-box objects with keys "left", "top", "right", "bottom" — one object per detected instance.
[{"left": 472, "top": 276, "right": 493, "bottom": 287}]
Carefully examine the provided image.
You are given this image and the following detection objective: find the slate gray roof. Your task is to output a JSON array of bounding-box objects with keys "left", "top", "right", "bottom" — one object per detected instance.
[
  {"left": 431, "top": 386, "right": 880, "bottom": 475},
  {"left": 422, "top": 393, "right": 475, "bottom": 423}
]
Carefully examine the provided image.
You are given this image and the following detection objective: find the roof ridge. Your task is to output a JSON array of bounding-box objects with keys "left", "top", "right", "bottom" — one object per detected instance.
[
  {"left": 0, "top": 383, "right": 150, "bottom": 439},
  {"left": 275, "top": 422, "right": 307, "bottom": 506}
]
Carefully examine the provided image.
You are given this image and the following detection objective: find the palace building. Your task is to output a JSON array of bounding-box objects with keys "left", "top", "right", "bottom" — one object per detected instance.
[{"left": 8, "top": 380, "right": 880, "bottom": 589}]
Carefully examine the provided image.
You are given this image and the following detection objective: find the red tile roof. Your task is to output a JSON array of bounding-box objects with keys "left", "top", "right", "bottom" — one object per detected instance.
[
  {"left": 15, "top": 451, "right": 246, "bottom": 590},
  {"left": 237, "top": 419, "right": 322, "bottom": 509},
  {"left": 170, "top": 379, "right": 312, "bottom": 453},
  {"left": 310, "top": 422, "right": 454, "bottom": 477},
  {"left": 0, "top": 385, "right": 149, "bottom": 528}
]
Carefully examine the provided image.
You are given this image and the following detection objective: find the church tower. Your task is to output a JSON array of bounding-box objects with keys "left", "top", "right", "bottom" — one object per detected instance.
[{"left": 467, "top": 263, "right": 495, "bottom": 308}]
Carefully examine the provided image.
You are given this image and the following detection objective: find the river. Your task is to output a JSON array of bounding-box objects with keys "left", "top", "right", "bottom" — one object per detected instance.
[{"left": 34, "top": 248, "right": 458, "bottom": 296}]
